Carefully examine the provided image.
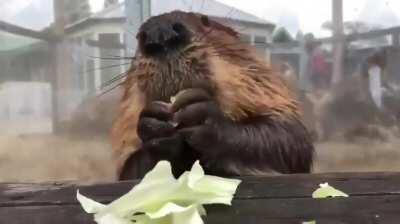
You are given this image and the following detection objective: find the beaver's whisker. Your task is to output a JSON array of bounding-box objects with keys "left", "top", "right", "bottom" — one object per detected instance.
[
  {"left": 193, "top": 43, "right": 243, "bottom": 54},
  {"left": 87, "top": 55, "right": 135, "bottom": 61},
  {"left": 185, "top": 44, "right": 204, "bottom": 53},
  {"left": 209, "top": 48, "right": 245, "bottom": 55},
  {"left": 209, "top": 50, "right": 236, "bottom": 55},
  {"left": 98, "top": 70, "right": 132, "bottom": 97},
  {"left": 235, "top": 26, "right": 250, "bottom": 33},
  {"left": 122, "top": 27, "right": 137, "bottom": 38},
  {"left": 182, "top": 44, "right": 204, "bottom": 53},
  {"left": 211, "top": 48, "right": 247, "bottom": 54},
  {"left": 224, "top": 7, "right": 237, "bottom": 20},
  {"left": 84, "top": 62, "right": 131, "bottom": 73},
  {"left": 98, "top": 81, "right": 124, "bottom": 97},
  {"left": 210, "top": 42, "right": 246, "bottom": 49},
  {"left": 199, "top": 28, "right": 215, "bottom": 41},
  {"left": 100, "top": 70, "right": 131, "bottom": 89},
  {"left": 193, "top": 26, "right": 216, "bottom": 43},
  {"left": 189, "top": 42, "right": 233, "bottom": 55}
]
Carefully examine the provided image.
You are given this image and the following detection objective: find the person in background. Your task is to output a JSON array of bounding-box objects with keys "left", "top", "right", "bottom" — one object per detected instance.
[{"left": 310, "top": 42, "right": 330, "bottom": 90}]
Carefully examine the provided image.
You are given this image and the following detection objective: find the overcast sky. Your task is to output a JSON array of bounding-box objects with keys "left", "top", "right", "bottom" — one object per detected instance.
[
  {"left": 210, "top": 0, "right": 400, "bottom": 36},
  {"left": 1, "top": 0, "right": 400, "bottom": 37}
]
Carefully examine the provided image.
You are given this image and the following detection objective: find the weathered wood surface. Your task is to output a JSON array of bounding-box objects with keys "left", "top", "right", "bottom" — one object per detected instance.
[{"left": 2, "top": 172, "right": 400, "bottom": 224}]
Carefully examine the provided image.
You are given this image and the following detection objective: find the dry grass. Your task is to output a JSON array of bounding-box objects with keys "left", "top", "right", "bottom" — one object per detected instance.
[
  {"left": 0, "top": 135, "right": 116, "bottom": 183},
  {"left": 1, "top": 134, "right": 400, "bottom": 183},
  {"left": 314, "top": 138, "right": 400, "bottom": 173}
]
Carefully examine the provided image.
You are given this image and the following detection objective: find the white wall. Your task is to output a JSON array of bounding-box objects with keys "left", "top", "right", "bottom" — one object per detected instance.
[
  {"left": 69, "top": 23, "right": 127, "bottom": 92},
  {"left": 0, "top": 82, "right": 53, "bottom": 135}
]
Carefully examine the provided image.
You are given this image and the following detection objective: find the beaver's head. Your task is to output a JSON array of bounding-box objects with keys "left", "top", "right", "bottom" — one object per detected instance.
[{"left": 130, "top": 10, "right": 259, "bottom": 102}]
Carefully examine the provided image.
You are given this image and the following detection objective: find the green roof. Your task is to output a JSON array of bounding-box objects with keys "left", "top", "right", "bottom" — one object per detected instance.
[{"left": 0, "top": 30, "right": 41, "bottom": 52}]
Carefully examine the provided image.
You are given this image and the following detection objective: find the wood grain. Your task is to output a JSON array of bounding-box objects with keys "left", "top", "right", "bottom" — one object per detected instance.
[{"left": 2, "top": 172, "right": 400, "bottom": 223}]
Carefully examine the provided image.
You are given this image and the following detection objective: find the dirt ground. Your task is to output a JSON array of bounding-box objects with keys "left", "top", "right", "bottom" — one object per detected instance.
[
  {"left": 0, "top": 134, "right": 400, "bottom": 183},
  {"left": 0, "top": 135, "right": 116, "bottom": 183},
  {"left": 314, "top": 139, "right": 400, "bottom": 173}
]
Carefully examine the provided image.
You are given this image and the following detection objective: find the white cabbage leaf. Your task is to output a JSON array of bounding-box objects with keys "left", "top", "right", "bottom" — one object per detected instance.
[
  {"left": 77, "top": 160, "right": 241, "bottom": 224},
  {"left": 312, "top": 182, "right": 349, "bottom": 199}
]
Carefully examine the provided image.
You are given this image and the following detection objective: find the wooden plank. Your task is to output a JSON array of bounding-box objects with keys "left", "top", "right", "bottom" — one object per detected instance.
[
  {"left": 2, "top": 172, "right": 400, "bottom": 206},
  {"left": 2, "top": 196, "right": 400, "bottom": 224},
  {"left": 2, "top": 172, "right": 400, "bottom": 223},
  {"left": 208, "top": 196, "right": 400, "bottom": 219},
  {"left": 0, "top": 205, "right": 91, "bottom": 224}
]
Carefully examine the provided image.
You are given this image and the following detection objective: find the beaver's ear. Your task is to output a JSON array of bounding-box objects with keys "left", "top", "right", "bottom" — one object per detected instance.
[{"left": 200, "top": 15, "right": 210, "bottom": 27}]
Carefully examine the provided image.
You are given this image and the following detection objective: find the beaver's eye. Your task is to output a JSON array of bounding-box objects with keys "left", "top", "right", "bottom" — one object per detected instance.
[{"left": 200, "top": 15, "right": 210, "bottom": 27}]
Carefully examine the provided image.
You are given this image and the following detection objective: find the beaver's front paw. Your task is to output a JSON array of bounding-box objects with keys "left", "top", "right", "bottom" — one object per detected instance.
[
  {"left": 171, "top": 88, "right": 231, "bottom": 158},
  {"left": 137, "top": 101, "right": 184, "bottom": 160}
]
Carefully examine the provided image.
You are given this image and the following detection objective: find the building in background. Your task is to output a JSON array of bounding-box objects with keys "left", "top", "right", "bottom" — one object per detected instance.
[
  {"left": 104, "top": 0, "right": 120, "bottom": 9},
  {"left": 0, "top": 0, "right": 276, "bottom": 132},
  {"left": 62, "top": 0, "right": 276, "bottom": 98},
  {"left": 64, "top": 0, "right": 91, "bottom": 25},
  {"left": 1, "top": 0, "right": 399, "bottom": 136}
]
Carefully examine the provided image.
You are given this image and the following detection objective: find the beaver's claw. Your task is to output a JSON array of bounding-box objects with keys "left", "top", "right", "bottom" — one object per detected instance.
[
  {"left": 171, "top": 88, "right": 230, "bottom": 158},
  {"left": 137, "top": 101, "right": 184, "bottom": 160}
]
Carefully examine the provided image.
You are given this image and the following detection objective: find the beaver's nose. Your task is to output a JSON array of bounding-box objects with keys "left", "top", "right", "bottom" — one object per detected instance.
[{"left": 138, "top": 22, "right": 190, "bottom": 57}]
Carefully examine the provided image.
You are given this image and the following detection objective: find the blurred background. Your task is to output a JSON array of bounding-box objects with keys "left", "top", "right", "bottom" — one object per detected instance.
[{"left": 0, "top": 0, "right": 399, "bottom": 183}]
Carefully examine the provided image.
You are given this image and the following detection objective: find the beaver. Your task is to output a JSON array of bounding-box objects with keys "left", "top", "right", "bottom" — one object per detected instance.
[{"left": 110, "top": 10, "right": 315, "bottom": 180}]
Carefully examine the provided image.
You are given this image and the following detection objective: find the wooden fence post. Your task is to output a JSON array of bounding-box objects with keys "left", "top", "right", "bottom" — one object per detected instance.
[{"left": 331, "top": 0, "right": 344, "bottom": 86}]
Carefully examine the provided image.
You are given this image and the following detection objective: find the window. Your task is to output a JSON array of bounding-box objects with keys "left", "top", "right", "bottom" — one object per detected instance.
[
  {"left": 98, "top": 33, "right": 122, "bottom": 87},
  {"left": 254, "top": 36, "right": 267, "bottom": 44},
  {"left": 86, "top": 60, "right": 95, "bottom": 94},
  {"left": 76, "top": 59, "right": 85, "bottom": 91},
  {"left": 255, "top": 47, "right": 268, "bottom": 58},
  {"left": 253, "top": 36, "right": 268, "bottom": 59},
  {"left": 239, "top": 33, "right": 252, "bottom": 44}
]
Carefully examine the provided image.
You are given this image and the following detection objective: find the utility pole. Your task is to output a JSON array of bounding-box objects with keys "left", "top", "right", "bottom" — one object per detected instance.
[
  {"left": 331, "top": 0, "right": 344, "bottom": 86},
  {"left": 53, "top": 0, "right": 65, "bottom": 36},
  {"left": 50, "top": 0, "right": 66, "bottom": 134},
  {"left": 124, "top": 0, "right": 151, "bottom": 56}
]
